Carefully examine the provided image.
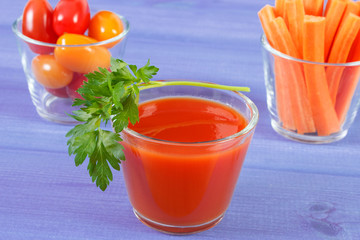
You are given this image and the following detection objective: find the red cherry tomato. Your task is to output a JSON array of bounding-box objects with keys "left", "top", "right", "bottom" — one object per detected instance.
[
  {"left": 53, "top": 0, "right": 90, "bottom": 36},
  {"left": 45, "top": 87, "right": 69, "bottom": 98},
  {"left": 22, "top": 0, "right": 58, "bottom": 54},
  {"left": 54, "top": 33, "right": 111, "bottom": 73},
  {"left": 66, "top": 73, "right": 88, "bottom": 100},
  {"left": 32, "top": 55, "right": 73, "bottom": 89},
  {"left": 88, "top": 11, "right": 124, "bottom": 48}
]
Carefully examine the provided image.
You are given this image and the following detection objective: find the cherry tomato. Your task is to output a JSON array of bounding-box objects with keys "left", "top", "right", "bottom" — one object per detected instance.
[
  {"left": 53, "top": 0, "right": 90, "bottom": 36},
  {"left": 22, "top": 0, "right": 58, "bottom": 54},
  {"left": 88, "top": 11, "right": 124, "bottom": 48},
  {"left": 32, "top": 55, "right": 73, "bottom": 89},
  {"left": 54, "top": 33, "right": 111, "bottom": 73},
  {"left": 66, "top": 73, "right": 88, "bottom": 100},
  {"left": 45, "top": 87, "right": 69, "bottom": 98}
]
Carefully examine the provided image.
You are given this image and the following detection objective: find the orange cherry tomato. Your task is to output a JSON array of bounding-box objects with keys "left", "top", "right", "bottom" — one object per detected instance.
[
  {"left": 88, "top": 10, "right": 124, "bottom": 48},
  {"left": 31, "top": 55, "right": 73, "bottom": 89},
  {"left": 54, "top": 33, "right": 111, "bottom": 73}
]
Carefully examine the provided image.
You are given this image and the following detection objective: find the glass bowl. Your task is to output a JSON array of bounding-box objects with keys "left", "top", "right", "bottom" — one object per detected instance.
[
  {"left": 120, "top": 82, "right": 259, "bottom": 234},
  {"left": 261, "top": 34, "right": 360, "bottom": 143},
  {"left": 12, "top": 14, "right": 130, "bottom": 124}
]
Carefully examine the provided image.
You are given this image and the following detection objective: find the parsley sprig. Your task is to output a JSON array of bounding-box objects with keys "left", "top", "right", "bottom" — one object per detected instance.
[{"left": 66, "top": 58, "right": 250, "bottom": 191}]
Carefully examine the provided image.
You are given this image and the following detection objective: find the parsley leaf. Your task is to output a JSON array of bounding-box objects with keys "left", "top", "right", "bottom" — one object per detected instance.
[{"left": 66, "top": 58, "right": 158, "bottom": 191}]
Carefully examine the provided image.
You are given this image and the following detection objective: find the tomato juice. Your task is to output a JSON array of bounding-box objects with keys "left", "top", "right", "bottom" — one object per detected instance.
[{"left": 121, "top": 94, "right": 257, "bottom": 234}]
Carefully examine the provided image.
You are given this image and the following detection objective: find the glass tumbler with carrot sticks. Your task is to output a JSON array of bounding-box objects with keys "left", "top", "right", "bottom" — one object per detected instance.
[{"left": 258, "top": 0, "right": 360, "bottom": 143}]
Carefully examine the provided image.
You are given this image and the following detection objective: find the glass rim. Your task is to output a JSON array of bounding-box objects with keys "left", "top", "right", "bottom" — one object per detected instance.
[
  {"left": 122, "top": 80, "right": 259, "bottom": 146},
  {"left": 260, "top": 33, "right": 360, "bottom": 67},
  {"left": 12, "top": 14, "right": 130, "bottom": 47}
]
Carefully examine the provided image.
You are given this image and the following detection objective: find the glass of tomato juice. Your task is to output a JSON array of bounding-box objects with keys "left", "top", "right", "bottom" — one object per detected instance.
[
  {"left": 12, "top": 14, "right": 129, "bottom": 124},
  {"left": 120, "top": 81, "right": 259, "bottom": 234}
]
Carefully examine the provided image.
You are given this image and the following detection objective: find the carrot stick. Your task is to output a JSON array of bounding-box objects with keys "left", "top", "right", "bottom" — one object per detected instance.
[
  {"left": 258, "top": 5, "right": 276, "bottom": 47},
  {"left": 284, "top": 0, "right": 305, "bottom": 59},
  {"left": 338, "top": 0, "right": 360, "bottom": 30},
  {"left": 335, "top": 66, "right": 360, "bottom": 123},
  {"left": 303, "top": 15, "right": 340, "bottom": 136},
  {"left": 258, "top": 6, "right": 296, "bottom": 130},
  {"left": 273, "top": 57, "right": 297, "bottom": 131},
  {"left": 333, "top": 1, "right": 360, "bottom": 60},
  {"left": 324, "top": 0, "right": 333, "bottom": 16},
  {"left": 328, "top": 13, "right": 360, "bottom": 63},
  {"left": 303, "top": 0, "right": 324, "bottom": 16},
  {"left": 269, "top": 17, "right": 300, "bottom": 58},
  {"left": 324, "top": 0, "right": 347, "bottom": 61},
  {"left": 335, "top": 18, "right": 360, "bottom": 123},
  {"left": 326, "top": 13, "right": 360, "bottom": 104},
  {"left": 275, "top": 0, "right": 286, "bottom": 17},
  {"left": 270, "top": 17, "right": 315, "bottom": 134},
  {"left": 347, "top": 18, "right": 360, "bottom": 63},
  {"left": 346, "top": 1, "right": 360, "bottom": 15}
]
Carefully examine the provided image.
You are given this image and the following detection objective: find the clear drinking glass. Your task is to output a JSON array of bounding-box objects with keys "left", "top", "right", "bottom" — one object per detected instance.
[
  {"left": 12, "top": 14, "right": 130, "bottom": 124},
  {"left": 120, "top": 82, "right": 259, "bottom": 234},
  {"left": 261, "top": 34, "right": 360, "bottom": 143}
]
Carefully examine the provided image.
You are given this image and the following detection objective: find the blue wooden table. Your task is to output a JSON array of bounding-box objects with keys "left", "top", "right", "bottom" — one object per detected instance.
[{"left": 1, "top": 0, "right": 360, "bottom": 239}]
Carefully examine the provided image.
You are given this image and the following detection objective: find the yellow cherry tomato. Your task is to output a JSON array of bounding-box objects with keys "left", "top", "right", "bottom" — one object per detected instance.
[
  {"left": 88, "top": 10, "right": 124, "bottom": 48},
  {"left": 31, "top": 55, "right": 73, "bottom": 89},
  {"left": 54, "top": 33, "right": 111, "bottom": 73}
]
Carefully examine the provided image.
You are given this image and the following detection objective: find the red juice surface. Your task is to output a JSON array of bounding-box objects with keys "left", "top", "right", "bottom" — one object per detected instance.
[
  {"left": 121, "top": 97, "right": 253, "bottom": 228},
  {"left": 129, "top": 97, "right": 247, "bottom": 142}
]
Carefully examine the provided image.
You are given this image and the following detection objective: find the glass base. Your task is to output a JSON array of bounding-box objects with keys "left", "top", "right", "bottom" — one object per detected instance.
[
  {"left": 35, "top": 93, "right": 79, "bottom": 124},
  {"left": 271, "top": 120, "right": 348, "bottom": 144},
  {"left": 133, "top": 209, "right": 224, "bottom": 235}
]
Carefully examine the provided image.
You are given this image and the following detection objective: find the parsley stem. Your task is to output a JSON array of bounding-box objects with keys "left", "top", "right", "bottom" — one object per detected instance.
[
  {"left": 137, "top": 80, "right": 250, "bottom": 92},
  {"left": 107, "top": 77, "right": 113, "bottom": 93}
]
